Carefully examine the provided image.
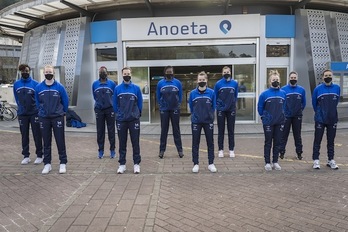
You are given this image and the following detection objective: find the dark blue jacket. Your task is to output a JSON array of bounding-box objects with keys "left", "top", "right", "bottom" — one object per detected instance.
[
  {"left": 13, "top": 77, "right": 39, "bottom": 116},
  {"left": 35, "top": 80, "right": 69, "bottom": 118},
  {"left": 281, "top": 84, "right": 306, "bottom": 117},
  {"left": 214, "top": 77, "right": 238, "bottom": 112},
  {"left": 312, "top": 83, "right": 340, "bottom": 124},
  {"left": 113, "top": 81, "right": 143, "bottom": 122},
  {"left": 189, "top": 87, "right": 215, "bottom": 124},
  {"left": 258, "top": 87, "right": 286, "bottom": 126},
  {"left": 156, "top": 77, "right": 182, "bottom": 111},
  {"left": 92, "top": 78, "right": 116, "bottom": 110}
]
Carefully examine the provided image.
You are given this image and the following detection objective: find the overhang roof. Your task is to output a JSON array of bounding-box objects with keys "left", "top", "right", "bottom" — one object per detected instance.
[{"left": 1, "top": 0, "right": 348, "bottom": 42}]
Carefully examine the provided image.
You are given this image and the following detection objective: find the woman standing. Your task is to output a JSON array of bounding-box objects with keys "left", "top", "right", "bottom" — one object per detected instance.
[{"left": 257, "top": 70, "right": 286, "bottom": 171}]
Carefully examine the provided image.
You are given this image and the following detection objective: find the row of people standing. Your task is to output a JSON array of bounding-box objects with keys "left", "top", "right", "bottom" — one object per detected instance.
[
  {"left": 92, "top": 65, "right": 238, "bottom": 174},
  {"left": 258, "top": 69, "right": 340, "bottom": 171},
  {"left": 14, "top": 64, "right": 69, "bottom": 174},
  {"left": 14, "top": 63, "right": 340, "bottom": 174}
]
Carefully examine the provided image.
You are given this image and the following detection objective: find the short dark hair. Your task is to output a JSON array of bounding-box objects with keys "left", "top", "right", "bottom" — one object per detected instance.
[
  {"left": 322, "top": 69, "right": 333, "bottom": 76},
  {"left": 164, "top": 65, "right": 174, "bottom": 74},
  {"left": 99, "top": 66, "right": 107, "bottom": 71},
  {"left": 18, "top": 64, "right": 30, "bottom": 72},
  {"left": 289, "top": 71, "right": 298, "bottom": 77}
]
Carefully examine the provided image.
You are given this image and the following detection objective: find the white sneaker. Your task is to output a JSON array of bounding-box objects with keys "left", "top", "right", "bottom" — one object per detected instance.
[
  {"left": 42, "top": 164, "right": 52, "bottom": 174},
  {"left": 34, "top": 157, "right": 43, "bottom": 164},
  {"left": 218, "top": 150, "right": 224, "bottom": 158},
  {"left": 313, "top": 159, "right": 320, "bottom": 169},
  {"left": 327, "top": 160, "right": 339, "bottom": 170},
  {"left": 21, "top": 157, "right": 30, "bottom": 165},
  {"left": 117, "top": 165, "right": 126, "bottom": 174},
  {"left": 208, "top": 164, "right": 217, "bottom": 173},
  {"left": 264, "top": 163, "right": 272, "bottom": 171},
  {"left": 134, "top": 164, "right": 140, "bottom": 174},
  {"left": 229, "top": 150, "right": 235, "bottom": 158},
  {"left": 59, "top": 164, "right": 67, "bottom": 174},
  {"left": 192, "top": 164, "right": 199, "bottom": 173},
  {"left": 272, "top": 162, "right": 281, "bottom": 170}
]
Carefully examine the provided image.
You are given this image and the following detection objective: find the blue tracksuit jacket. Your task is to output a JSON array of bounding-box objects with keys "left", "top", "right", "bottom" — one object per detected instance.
[
  {"left": 92, "top": 78, "right": 116, "bottom": 110},
  {"left": 281, "top": 84, "right": 306, "bottom": 117},
  {"left": 156, "top": 77, "right": 182, "bottom": 111},
  {"left": 258, "top": 87, "right": 286, "bottom": 126},
  {"left": 35, "top": 80, "right": 69, "bottom": 118},
  {"left": 214, "top": 77, "right": 238, "bottom": 112},
  {"left": 312, "top": 83, "right": 340, "bottom": 124},
  {"left": 113, "top": 82, "right": 143, "bottom": 122},
  {"left": 13, "top": 77, "right": 39, "bottom": 116},
  {"left": 189, "top": 88, "right": 215, "bottom": 124}
]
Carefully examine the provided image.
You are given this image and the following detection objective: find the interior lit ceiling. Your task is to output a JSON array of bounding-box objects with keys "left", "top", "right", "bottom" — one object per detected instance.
[{"left": 1, "top": 0, "right": 348, "bottom": 41}]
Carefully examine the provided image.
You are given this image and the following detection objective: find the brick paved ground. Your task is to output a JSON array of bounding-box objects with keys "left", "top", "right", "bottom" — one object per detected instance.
[{"left": 1, "top": 122, "right": 348, "bottom": 232}]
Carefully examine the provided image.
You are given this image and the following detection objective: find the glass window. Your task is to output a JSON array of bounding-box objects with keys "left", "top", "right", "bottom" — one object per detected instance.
[
  {"left": 96, "top": 48, "right": 117, "bottom": 61},
  {"left": 127, "top": 44, "right": 256, "bottom": 60},
  {"left": 266, "top": 45, "right": 290, "bottom": 57},
  {"left": 234, "top": 64, "right": 256, "bottom": 121}
]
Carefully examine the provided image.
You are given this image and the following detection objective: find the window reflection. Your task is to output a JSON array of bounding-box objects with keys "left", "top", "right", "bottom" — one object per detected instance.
[
  {"left": 127, "top": 44, "right": 256, "bottom": 60},
  {"left": 96, "top": 48, "right": 117, "bottom": 61},
  {"left": 266, "top": 45, "right": 290, "bottom": 57}
]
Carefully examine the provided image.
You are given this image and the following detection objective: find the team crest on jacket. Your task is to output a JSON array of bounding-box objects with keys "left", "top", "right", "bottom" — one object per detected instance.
[{"left": 333, "top": 95, "right": 337, "bottom": 101}]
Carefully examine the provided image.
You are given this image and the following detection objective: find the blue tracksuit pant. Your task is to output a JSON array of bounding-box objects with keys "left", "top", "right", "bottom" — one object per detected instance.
[
  {"left": 159, "top": 110, "right": 183, "bottom": 152},
  {"left": 18, "top": 114, "right": 43, "bottom": 158},
  {"left": 263, "top": 124, "right": 282, "bottom": 164},
  {"left": 117, "top": 119, "right": 141, "bottom": 165},
  {"left": 313, "top": 122, "right": 337, "bottom": 161},
  {"left": 95, "top": 107, "right": 115, "bottom": 153},
  {"left": 217, "top": 110, "right": 235, "bottom": 151},
  {"left": 191, "top": 123, "right": 214, "bottom": 165},
  {"left": 39, "top": 116, "right": 67, "bottom": 164},
  {"left": 280, "top": 116, "right": 303, "bottom": 154}
]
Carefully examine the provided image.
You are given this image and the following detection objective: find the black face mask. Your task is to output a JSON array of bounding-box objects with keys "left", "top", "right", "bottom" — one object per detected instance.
[
  {"left": 324, "top": 77, "right": 332, "bottom": 83},
  {"left": 45, "top": 74, "right": 54, "bottom": 80},
  {"left": 99, "top": 73, "right": 107, "bottom": 79},
  {"left": 123, "top": 76, "right": 131, "bottom": 82},
  {"left": 198, "top": 82, "right": 207, "bottom": 87},
  {"left": 271, "top": 81, "right": 279, "bottom": 88},
  {"left": 223, "top": 74, "right": 231, "bottom": 79},
  {"left": 289, "top": 80, "right": 297, "bottom": 85},
  {"left": 21, "top": 73, "right": 29, "bottom": 79},
  {"left": 165, "top": 74, "right": 172, "bottom": 79}
]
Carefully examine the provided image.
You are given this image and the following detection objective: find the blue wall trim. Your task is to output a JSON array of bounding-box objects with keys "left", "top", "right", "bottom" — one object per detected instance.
[
  {"left": 90, "top": 20, "right": 117, "bottom": 43},
  {"left": 330, "top": 62, "right": 348, "bottom": 71},
  {"left": 266, "top": 15, "right": 295, "bottom": 38}
]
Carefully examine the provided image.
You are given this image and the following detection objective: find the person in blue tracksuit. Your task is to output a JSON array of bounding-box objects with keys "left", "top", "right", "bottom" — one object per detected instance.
[
  {"left": 35, "top": 65, "right": 69, "bottom": 174},
  {"left": 279, "top": 71, "right": 306, "bottom": 160},
  {"left": 113, "top": 67, "right": 143, "bottom": 174},
  {"left": 13, "top": 64, "right": 43, "bottom": 165},
  {"left": 312, "top": 69, "right": 340, "bottom": 170},
  {"left": 189, "top": 71, "right": 217, "bottom": 173},
  {"left": 92, "top": 66, "right": 116, "bottom": 159},
  {"left": 258, "top": 70, "right": 286, "bottom": 171},
  {"left": 214, "top": 66, "right": 238, "bottom": 158},
  {"left": 156, "top": 65, "right": 184, "bottom": 159}
]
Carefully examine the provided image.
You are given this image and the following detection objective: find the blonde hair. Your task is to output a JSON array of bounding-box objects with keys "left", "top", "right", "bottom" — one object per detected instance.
[
  {"left": 197, "top": 71, "right": 208, "bottom": 79},
  {"left": 268, "top": 69, "right": 280, "bottom": 81},
  {"left": 43, "top": 65, "right": 54, "bottom": 73}
]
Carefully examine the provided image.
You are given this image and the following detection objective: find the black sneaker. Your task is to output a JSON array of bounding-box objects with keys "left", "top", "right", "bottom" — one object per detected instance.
[
  {"left": 279, "top": 153, "right": 285, "bottom": 159},
  {"left": 297, "top": 153, "right": 303, "bottom": 160},
  {"left": 178, "top": 151, "right": 184, "bottom": 158},
  {"left": 159, "top": 151, "right": 164, "bottom": 159}
]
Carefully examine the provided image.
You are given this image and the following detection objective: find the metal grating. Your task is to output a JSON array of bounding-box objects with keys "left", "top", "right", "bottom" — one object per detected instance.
[
  {"left": 61, "top": 18, "right": 81, "bottom": 100},
  {"left": 27, "top": 28, "right": 43, "bottom": 69},
  {"left": 307, "top": 10, "right": 331, "bottom": 84},
  {"left": 42, "top": 22, "right": 60, "bottom": 66},
  {"left": 19, "top": 34, "right": 30, "bottom": 65},
  {"left": 335, "top": 12, "right": 348, "bottom": 62}
]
